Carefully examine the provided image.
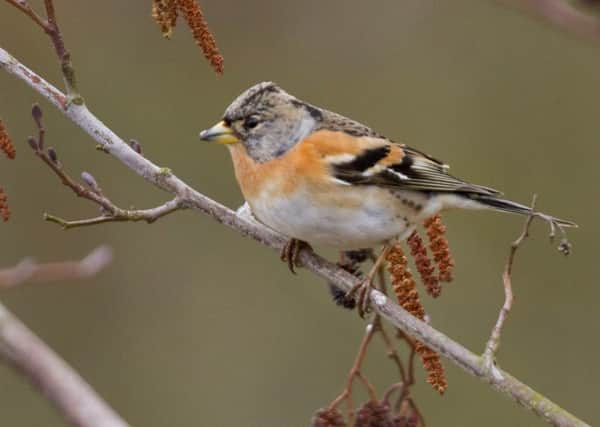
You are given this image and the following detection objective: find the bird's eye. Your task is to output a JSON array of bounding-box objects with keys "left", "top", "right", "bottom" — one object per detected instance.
[{"left": 243, "top": 115, "right": 260, "bottom": 130}]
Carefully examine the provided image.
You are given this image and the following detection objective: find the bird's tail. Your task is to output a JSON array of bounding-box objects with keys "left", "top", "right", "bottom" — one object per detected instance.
[{"left": 468, "top": 194, "right": 577, "bottom": 228}]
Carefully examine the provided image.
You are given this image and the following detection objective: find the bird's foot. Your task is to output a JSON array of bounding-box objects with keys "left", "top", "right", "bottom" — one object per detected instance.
[
  {"left": 344, "top": 245, "right": 391, "bottom": 318},
  {"left": 280, "top": 238, "right": 312, "bottom": 274},
  {"left": 345, "top": 276, "right": 375, "bottom": 318}
]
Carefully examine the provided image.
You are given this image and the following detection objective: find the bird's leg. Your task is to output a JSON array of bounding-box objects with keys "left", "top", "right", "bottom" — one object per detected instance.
[
  {"left": 280, "top": 238, "right": 312, "bottom": 274},
  {"left": 346, "top": 245, "right": 391, "bottom": 317}
]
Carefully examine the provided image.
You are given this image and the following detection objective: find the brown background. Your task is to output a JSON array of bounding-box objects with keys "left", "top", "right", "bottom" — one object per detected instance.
[{"left": 0, "top": 1, "right": 598, "bottom": 426}]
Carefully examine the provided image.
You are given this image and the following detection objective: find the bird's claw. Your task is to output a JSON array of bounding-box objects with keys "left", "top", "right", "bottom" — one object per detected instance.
[
  {"left": 280, "top": 239, "right": 311, "bottom": 274},
  {"left": 345, "top": 277, "right": 373, "bottom": 318}
]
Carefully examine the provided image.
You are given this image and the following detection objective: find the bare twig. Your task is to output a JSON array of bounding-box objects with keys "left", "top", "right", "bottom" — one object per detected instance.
[
  {"left": 328, "top": 322, "right": 379, "bottom": 425},
  {"left": 397, "top": 329, "right": 418, "bottom": 387},
  {"left": 43, "top": 198, "right": 182, "bottom": 230},
  {"left": 27, "top": 104, "right": 183, "bottom": 228},
  {"left": 377, "top": 320, "right": 408, "bottom": 384},
  {"left": 375, "top": 314, "right": 426, "bottom": 426},
  {"left": 0, "top": 303, "right": 130, "bottom": 427},
  {"left": 0, "top": 245, "right": 113, "bottom": 289},
  {"left": 382, "top": 382, "right": 425, "bottom": 427},
  {"left": 482, "top": 196, "right": 537, "bottom": 372},
  {"left": 0, "top": 41, "right": 589, "bottom": 427},
  {"left": 0, "top": 245, "right": 124, "bottom": 426},
  {"left": 323, "top": 261, "right": 421, "bottom": 425},
  {"left": 4, "top": 0, "right": 79, "bottom": 99},
  {"left": 4, "top": 0, "right": 48, "bottom": 30},
  {"left": 498, "top": 0, "right": 600, "bottom": 44}
]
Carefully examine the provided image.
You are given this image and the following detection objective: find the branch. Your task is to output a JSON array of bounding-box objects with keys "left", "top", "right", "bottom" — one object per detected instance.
[
  {"left": 328, "top": 322, "right": 378, "bottom": 425},
  {"left": 482, "top": 195, "right": 537, "bottom": 371},
  {"left": 26, "top": 104, "right": 183, "bottom": 229},
  {"left": 4, "top": 0, "right": 48, "bottom": 31},
  {"left": 4, "top": 0, "right": 79, "bottom": 98},
  {"left": 0, "top": 48, "right": 590, "bottom": 427},
  {"left": 0, "top": 246, "right": 127, "bottom": 426},
  {"left": 43, "top": 199, "right": 181, "bottom": 229},
  {"left": 498, "top": 0, "right": 600, "bottom": 44},
  {"left": 0, "top": 303, "right": 130, "bottom": 427},
  {"left": 0, "top": 245, "right": 113, "bottom": 289}
]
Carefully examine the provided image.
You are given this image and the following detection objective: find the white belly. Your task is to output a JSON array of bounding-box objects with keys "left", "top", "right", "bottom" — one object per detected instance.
[{"left": 248, "top": 185, "right": 430, "bottom": 249}]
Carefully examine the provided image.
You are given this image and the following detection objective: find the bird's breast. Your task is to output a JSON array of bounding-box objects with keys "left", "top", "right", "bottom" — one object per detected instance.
[{"left": 228, "top": 143, "right": 433, "bottom": 248}]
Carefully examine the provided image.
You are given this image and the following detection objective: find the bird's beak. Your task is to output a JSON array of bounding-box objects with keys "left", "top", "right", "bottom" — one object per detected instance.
[{"left": 199, "top": 121, "right": 240, "bottom": 145}]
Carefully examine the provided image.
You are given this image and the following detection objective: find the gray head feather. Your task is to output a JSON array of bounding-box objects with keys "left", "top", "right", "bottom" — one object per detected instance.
[{"left": 222, "top": 82, "right": 321, "bottom": 162}]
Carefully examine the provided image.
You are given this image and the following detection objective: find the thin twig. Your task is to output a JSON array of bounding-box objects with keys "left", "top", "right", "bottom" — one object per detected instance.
[
  {"left": 43, "top": 199, "right": 182, "bottom": 229},
  {"left": 377, "top": 322, "right": 408, "bottom": 384},
  {"left": 0, "top": 245, "right": 124, "bottom": 426},
  {"left": 404, "top": 334, "right": 417, "bottom": 387},
  {"left": 326, "top": 254, "right": 421, "bottom": 424},
  {"left": 0, "top": 45, "right": 590, "bottom": 427},
  {"left": 328, "top": 322, "right": 379, "bottom": 425},
  {"left": 4, "top": 0, "right": 48, "bottom": 30},
  {"left": 0, "top": 303, "right": 130, "bottom": 427},
  {"left": 409, "top": 398, "right": 427, "bottom": 427},
  {"left": 498, "top": 0, "right": 600, "bottom": 45},
  {"left": 482, "top": 195, "right": 537, "bottom": 372},
  {"left": 381, "top": 382, "right": 405, "bottom": 407},
  {"left": 0, "top": 246, "right": 113, "bottom": 289},
  {"left": 27, "top": 104, "right": 183, "bottom": 228},
  {"left": 4, "top": 0, "right": 79, "bottom": 99},
  {"left": 42, "top": 0, "right": 79, "bottom": 98}
]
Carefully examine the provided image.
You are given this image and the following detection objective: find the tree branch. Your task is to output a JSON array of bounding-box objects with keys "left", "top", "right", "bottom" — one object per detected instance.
[
  {"left": 4, "top": 0, "right": 48, "bottom": 31},
  {"left": 4, "top": 0, "right": 79, "bottom": 98},
  {"left": 0, "top": 47, "right": 589, "bottom": 426},
  {"left": 0, "top": 245, "right": 112, "bottom": 289},
  {"left": 0, "top": 303, "right": 130, "bottom": 427},
  {"left": 25, "top": 104, "right": 184, "bottom": 229},
  {"left": 0, "top": 246, "right": 128, "bottom": 426},
  {"left": 498, "top": 0, "right": 600, "bottom": 44},
  {"left": 43, "top": 199, "right": 181, "bottom": 229}
]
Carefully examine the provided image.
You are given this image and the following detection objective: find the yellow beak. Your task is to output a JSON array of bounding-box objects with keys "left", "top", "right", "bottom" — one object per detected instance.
[{"left": 199, "top": 120, "right": 240, "bottom": 145}]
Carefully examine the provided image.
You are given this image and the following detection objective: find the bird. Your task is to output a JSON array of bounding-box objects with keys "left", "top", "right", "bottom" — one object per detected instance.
[{"left": 199, "top": 81, "right": 576, "bottom": 315}]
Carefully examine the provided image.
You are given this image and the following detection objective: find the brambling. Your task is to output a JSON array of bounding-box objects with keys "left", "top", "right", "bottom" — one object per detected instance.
[{"left": 200, "top": 82, "right": 576, "bottom": 314}]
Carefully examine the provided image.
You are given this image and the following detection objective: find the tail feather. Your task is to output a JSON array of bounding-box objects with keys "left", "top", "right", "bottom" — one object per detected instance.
[{"left": 468, "top": 194, "right": 577, "bottom": 228}]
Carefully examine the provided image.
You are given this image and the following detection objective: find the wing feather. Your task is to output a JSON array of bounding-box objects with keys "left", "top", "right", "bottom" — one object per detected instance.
[{"left": 326, "top": 134, "right": 500, "bottom": 196}]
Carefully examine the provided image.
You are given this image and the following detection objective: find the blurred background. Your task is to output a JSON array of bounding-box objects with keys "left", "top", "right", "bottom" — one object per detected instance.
[{"left": 0, "top": 1, "right": 598, "bottom": 426}]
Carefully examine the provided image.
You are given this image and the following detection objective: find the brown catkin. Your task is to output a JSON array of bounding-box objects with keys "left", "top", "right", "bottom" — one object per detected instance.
[
  {"left": 152, "top": 0, "right": 178, "bottom": 38},
  {"left": 415, "top": 341, "right": 448, "bottom": 395},
  {"left": 386, "top": 244, "right": 447, "bottom": 394},
  {"left": 310, "top": 407, "right": 346, "bottom": 427},
  {"left": 407, "top": 231, "right": 441, "bottom": 298},
  {"left": 0, "top": 120, "right": 16, "bottom": 160},
  {"left": 424, "top": 215, "right": 454, "bottom": 283},
  {"left": 354, "top": 400, "right": 394, "bottom": 427},
  {"left": 176, "top": 0, "right": 224, "bottom": 74},
  {"left": 0, "top": 187, "right": 10, "bottom": 222},
  {"left": 386, "top": 245, "right": 425, "bottom": 319}
]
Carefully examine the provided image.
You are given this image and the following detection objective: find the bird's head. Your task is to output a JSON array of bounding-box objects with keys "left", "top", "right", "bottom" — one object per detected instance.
[{"left": 199, "top": 82, "right": 323, "bottom": 162}]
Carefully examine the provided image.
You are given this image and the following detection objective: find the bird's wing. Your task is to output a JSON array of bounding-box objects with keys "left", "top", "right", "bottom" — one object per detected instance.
[{"left": 313, "top": 130, "right": 501, "bottom": 196}]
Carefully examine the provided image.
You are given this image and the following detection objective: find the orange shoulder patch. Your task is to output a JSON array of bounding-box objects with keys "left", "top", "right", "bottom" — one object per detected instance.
[
  {"left": 227, "top": 130, "right": 404, "bottom": 200},
  {"left": 300, "top": 130, "right": 387, "bottom": 157},
  {"left": 301, "top": 130, "right": 405, "bottom": 168}
]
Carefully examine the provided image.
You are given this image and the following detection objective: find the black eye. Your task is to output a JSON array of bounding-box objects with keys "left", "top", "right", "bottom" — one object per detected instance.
[{"left": 243, "top": 115, "right": 260, "bottom": 130}]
